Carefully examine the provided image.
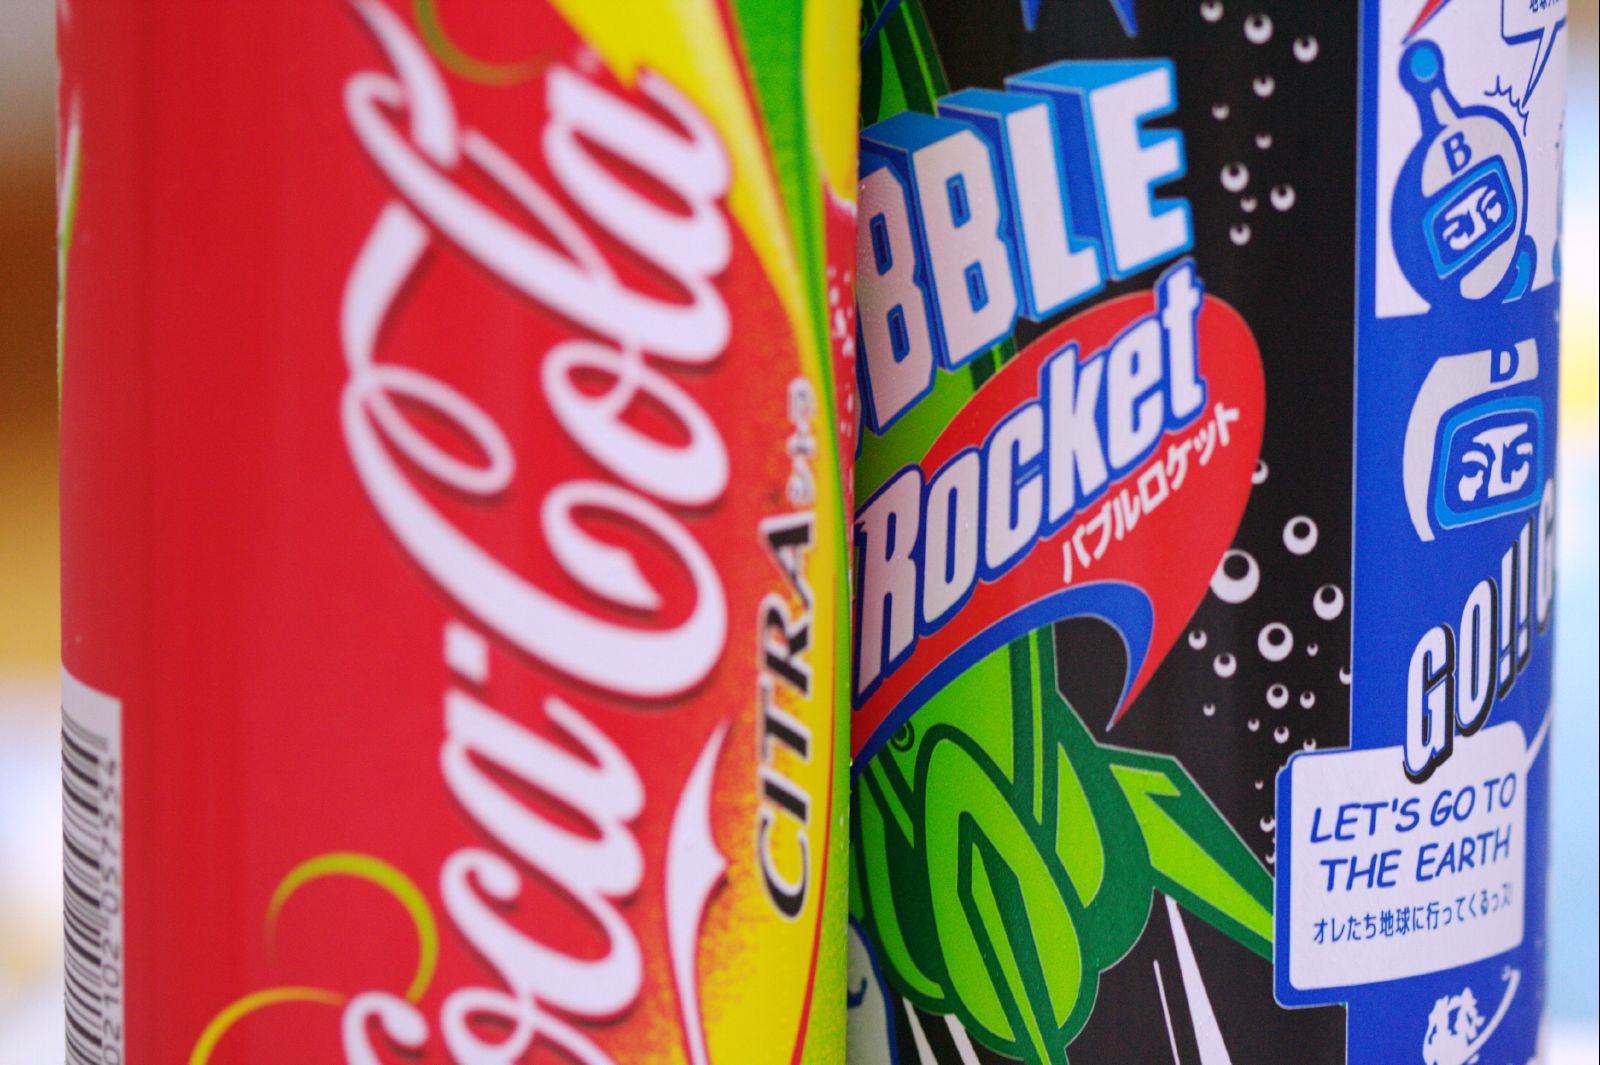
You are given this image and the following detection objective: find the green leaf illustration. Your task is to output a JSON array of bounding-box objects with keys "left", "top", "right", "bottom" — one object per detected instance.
[{"left": 850, "top": 630, "right": 1273, "bottom": 1064}]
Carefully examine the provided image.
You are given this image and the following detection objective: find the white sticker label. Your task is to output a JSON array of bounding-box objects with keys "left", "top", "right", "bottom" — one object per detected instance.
[
  {"left": 1282, "top": 721, "right": 1533, "bottom": 992},
  {"left": 61, "top": 669, "right": 126, "bottom": 1065}
]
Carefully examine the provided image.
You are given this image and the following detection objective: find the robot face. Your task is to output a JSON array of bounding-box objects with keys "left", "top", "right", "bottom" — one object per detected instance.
[
  {"left": 1423, "top": 159, "right": 1517, "bottom": 280},
  {"left": 1393, "top": 39, "right": 1535, "bottom": 305},
  {"left": 1433, "top": 400, "right": 1543, "bottom": 530}
]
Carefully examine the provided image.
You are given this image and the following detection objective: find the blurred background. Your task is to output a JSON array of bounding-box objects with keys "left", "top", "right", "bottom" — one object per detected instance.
[{"left": 0, "top": 1, "right": 1594, "bottom": 1062}]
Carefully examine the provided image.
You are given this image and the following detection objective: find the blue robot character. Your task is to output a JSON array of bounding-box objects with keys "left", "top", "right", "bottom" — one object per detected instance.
[{"left": 1392, "top": 39, "right": 1536, "bottom": 305}]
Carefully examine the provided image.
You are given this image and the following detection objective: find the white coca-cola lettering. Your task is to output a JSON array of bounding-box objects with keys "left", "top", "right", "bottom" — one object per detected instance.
[
  {"left": 543, "top": 340, "right": 731, "bottom": 509},
  {"left": 439, "top": 852, "right": 622, "bottom": 1064},
  {"left": 342, "top": 992, "right": 427, "bottom": 1064},
  {"left": 342, "top": 2, "right": 729, "bottom": 698},
  {"left": 440, "top": 693, "right": 644, "bottom": 1010},
  {"left": 337, "top": 2, "right": 739, "bottom": 1061},
  {"left": 543, "top": 67, "right": 734, "bottom": 314}
]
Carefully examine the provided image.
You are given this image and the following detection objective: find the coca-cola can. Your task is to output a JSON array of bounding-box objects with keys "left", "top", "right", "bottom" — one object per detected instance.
[{"left": 58, "top": 2, "right": 860, "bottom": 1062}]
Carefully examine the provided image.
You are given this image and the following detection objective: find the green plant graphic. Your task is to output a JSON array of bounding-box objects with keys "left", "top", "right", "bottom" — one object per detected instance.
[{"left": 849, "top": 631, "right": 1272, "bottom": 1065}]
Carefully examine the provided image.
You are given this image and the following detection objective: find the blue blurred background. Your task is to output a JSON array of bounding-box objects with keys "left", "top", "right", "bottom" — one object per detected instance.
[{"left": 0, "top": 1, "right": 1593, "bottom": 1061}]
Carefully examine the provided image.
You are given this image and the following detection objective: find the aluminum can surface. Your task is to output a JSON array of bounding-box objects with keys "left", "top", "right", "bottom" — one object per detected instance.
[
  {"left": 57, "top": 2, "right": 859, "bottom": 1062},
  {"left": 845, "top": 2, "right": 1563, "bottom": 1064}
]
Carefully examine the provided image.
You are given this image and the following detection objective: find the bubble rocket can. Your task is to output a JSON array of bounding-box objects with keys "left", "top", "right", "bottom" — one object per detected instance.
[
  {"left": 845, "top": 2, "right": 1563, "bottom": 1064},
  {"left": 57, "top": 2, "right": 859, "bottom": 1062}
]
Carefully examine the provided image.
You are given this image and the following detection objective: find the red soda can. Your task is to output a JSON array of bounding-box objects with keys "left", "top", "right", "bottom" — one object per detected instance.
[{"left": 57, "top": 2, "right": 860, "bottom": 1062}]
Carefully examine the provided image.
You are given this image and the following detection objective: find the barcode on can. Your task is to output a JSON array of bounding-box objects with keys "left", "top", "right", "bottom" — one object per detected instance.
[{"left": 61, "top": 670, "right": 126, "bottom": 1065}]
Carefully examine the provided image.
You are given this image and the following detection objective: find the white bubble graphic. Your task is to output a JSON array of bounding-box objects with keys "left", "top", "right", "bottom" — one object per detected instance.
[
  {"left": 1253, "top": 459, "right": 1269, "bottom": 484},
  {"left": 1313, "top": 583, "right": 1344, "bottom": 620},
  {"left": 1203, "top": 702, "right": 1217, "bottom": 717},
  {"left": 1214, "top": 652, "right": 1238, "bottom": 678},
  {"left": 1258, "top": 622, "right": 1294, "bottom": 662},
  {"left": 1273, "top": 725, "right": 1291, "bottom": 744},
  {"left": 1294, "top": 35, "right": 1320, "bottom": 62},
  {"left": 1221, "top": 161, "right": 1250, "bottom": 192},
  {"left": 1211, "top": 549, "right": 1260, "bottom": 602},
  {"left": 1244, "top": 12, "right": 1273, "bottom": 43},
  {"left": 1270, "top": 183, "right": 1297, "bottom": 211},
  {"left": 1230, "top": 223, "right": 1252, "bottom": 245},
  {"left": 1339, "top": 666, "right": 1351, "bottom": 685},
  {"left": 1267, "top": 683, "right": 1289, "bottom": 709},
  {"left": 1188, "top": 629, "right": 1209, "bottom": 650},
  {"left": 1241, "top": 195, "right": 1258, "bottom": 213},
  {"left": 1306, "top": 642, "right": 1320, "bottom": 657},
  {"left": 1247, "top": 717, "right": 1261, "bottom": 732},
  {"left": 1213, "top": 101, "right": 1231, "bottom": 120},
  {"left": 1260, "top": 815, "right": 1277, "bottom": 833},
  {"left": 1255, "top": 131, "right": 1273, "bottom": 150},
  {"left": 1253, "top": 75, "right": 1276, "bottom": 98},
  {"left": 1303, "top": 738, "right": 1319, "bottom": 750},
  {"left": 1299, "top": 691, "right": 1317, "bottom": 709},
  {"left": 1201, "top": 0, "right": 1224, "bottom": 21},
  {"left": 1283, "top": 515, "right": 1319, "bottom": 555}
]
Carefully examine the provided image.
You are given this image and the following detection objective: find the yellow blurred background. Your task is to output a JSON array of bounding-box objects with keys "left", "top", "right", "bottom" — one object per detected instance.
[
  {"left": 0, "top": 0, "right": 58, "bottom": 676},
  {"left": 0, "top": 1, "right": 1594, "bottom": 1061}
]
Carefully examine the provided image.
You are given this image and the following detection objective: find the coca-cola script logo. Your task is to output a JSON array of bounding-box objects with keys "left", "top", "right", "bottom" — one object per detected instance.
[
  {"left": 340, "top": 3, "right": 734, "bottom": 1061},
  {"left": 191, "top": 3, "right": 743, "bottom": 1062}
]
